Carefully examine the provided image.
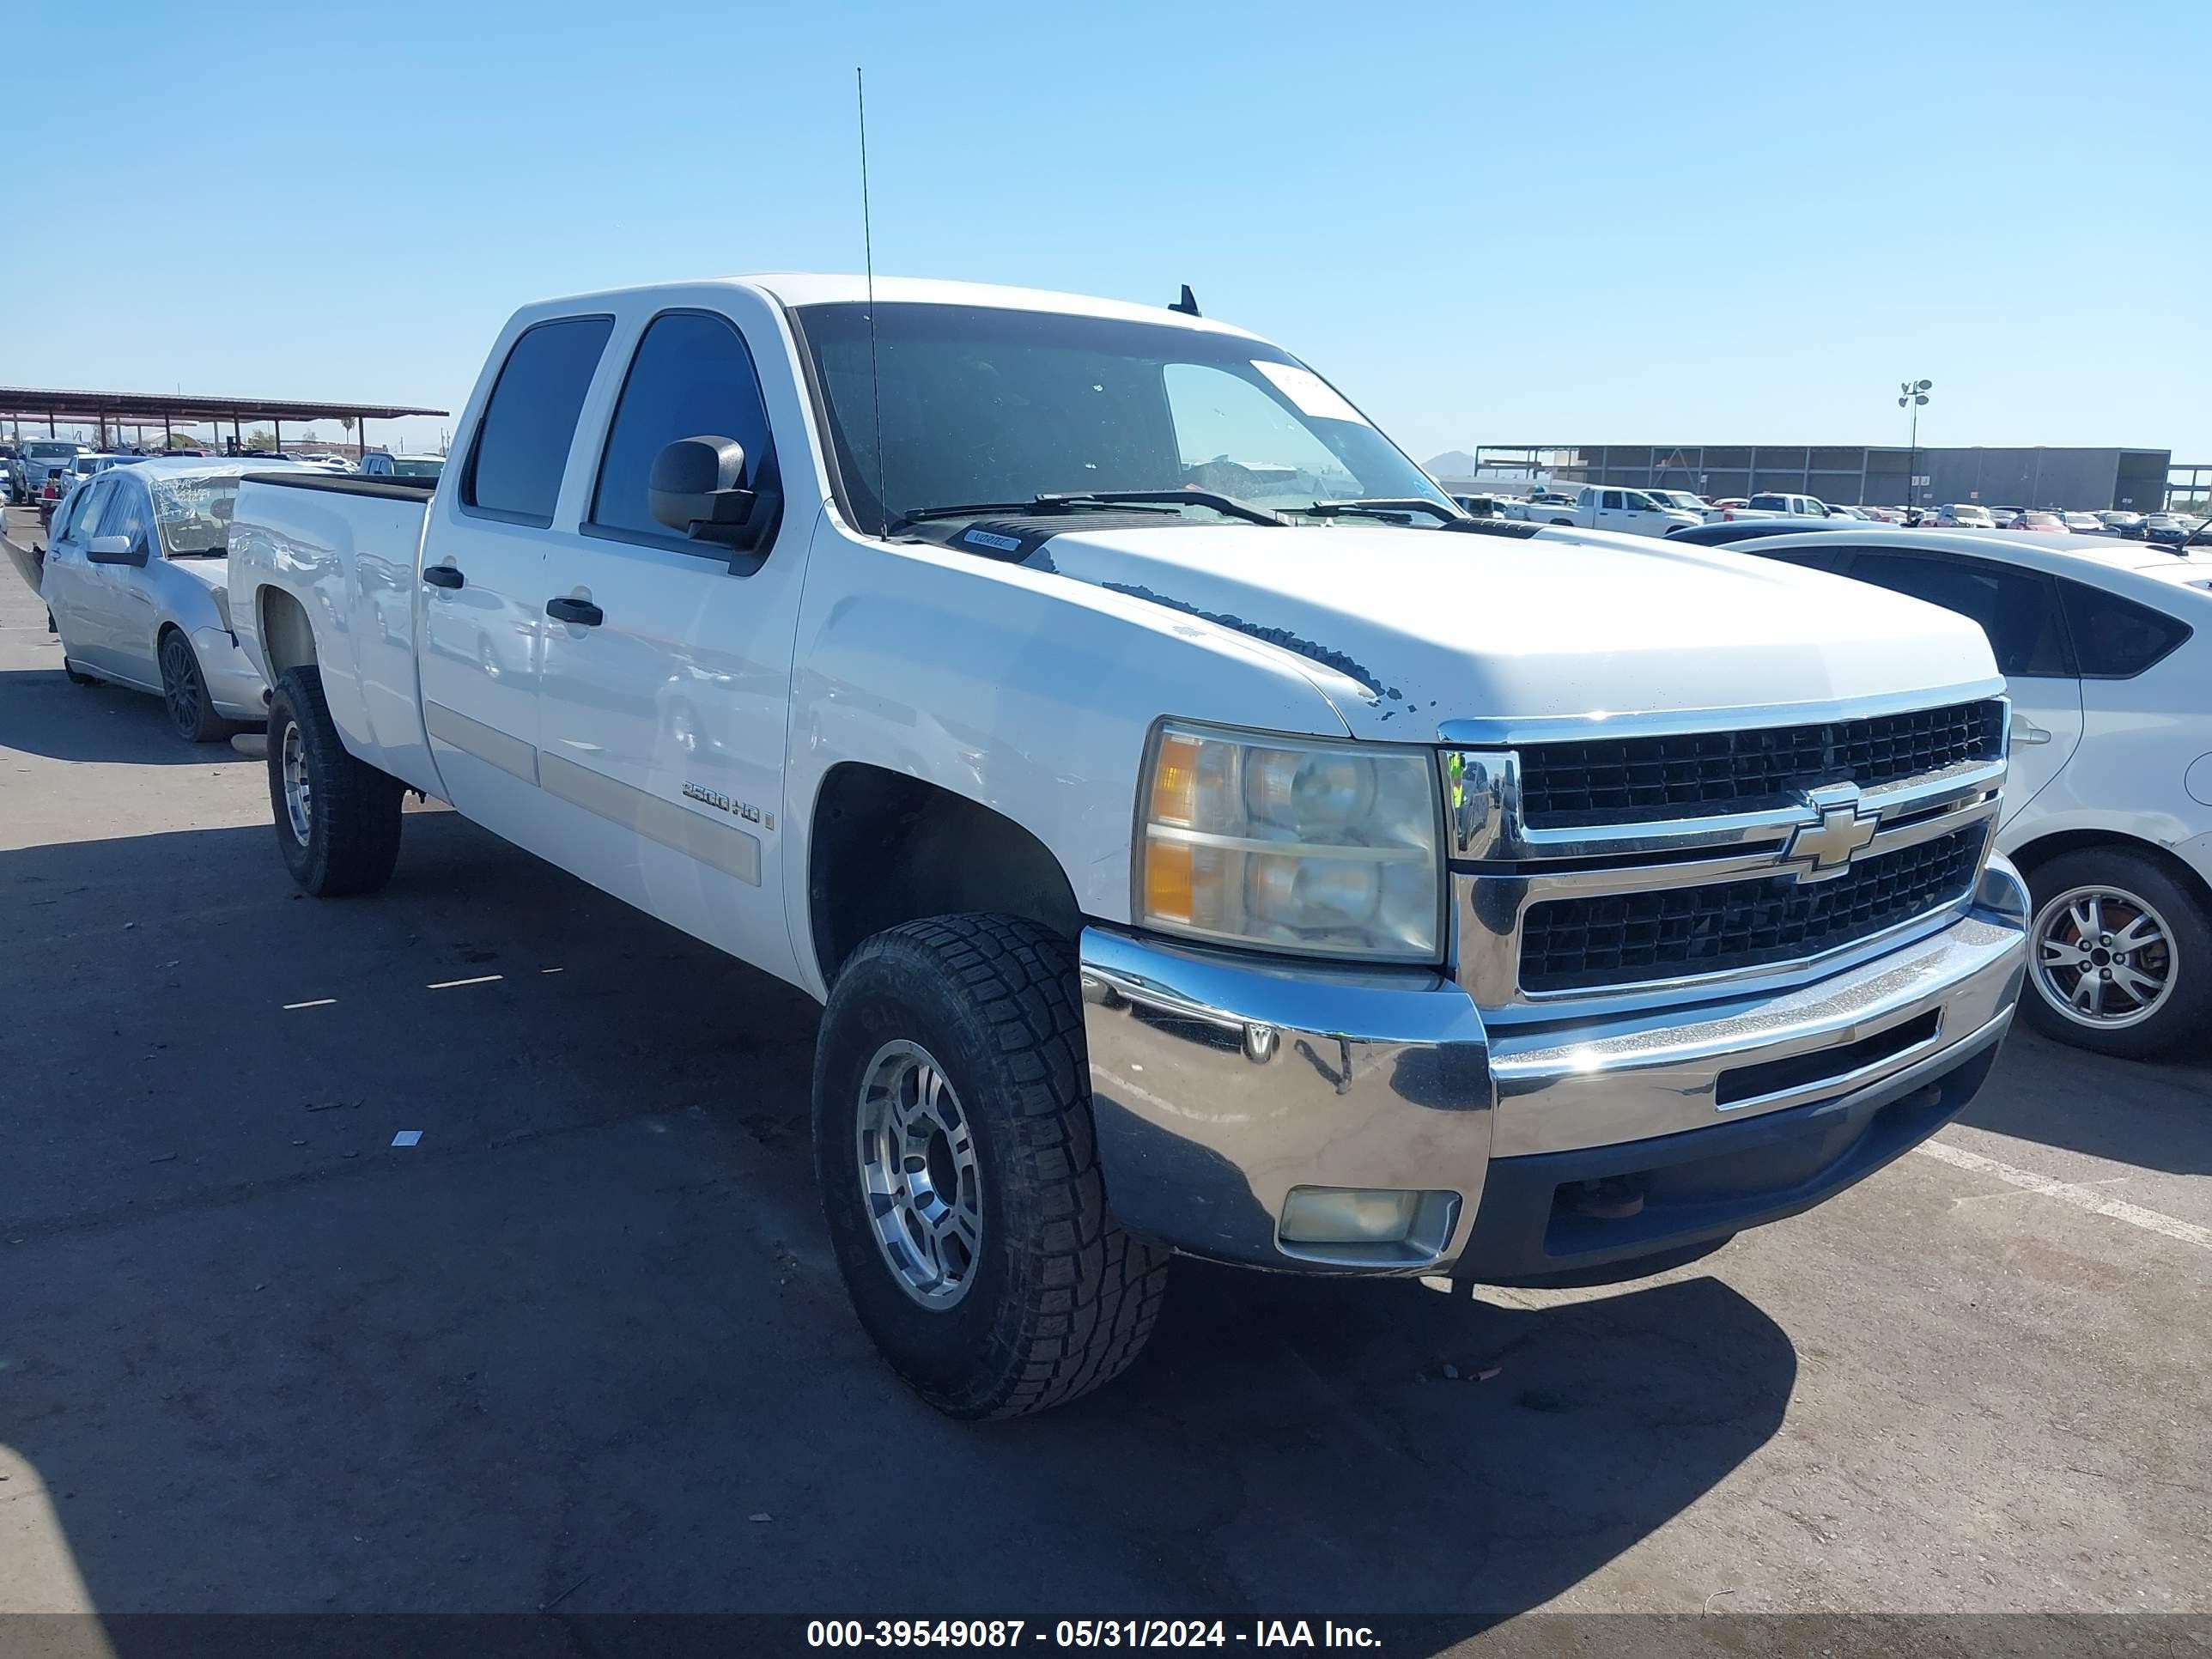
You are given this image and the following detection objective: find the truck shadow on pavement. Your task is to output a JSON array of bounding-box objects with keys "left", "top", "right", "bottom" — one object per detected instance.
[
  {"left": 0, "top": 665, "right": 249, "bottom": 766},
  {"left": 3, "top": 815, "right": 1798, "bottom": 1632}
]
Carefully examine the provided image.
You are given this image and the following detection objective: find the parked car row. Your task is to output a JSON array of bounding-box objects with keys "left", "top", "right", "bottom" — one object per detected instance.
[
  {"left": 3, "top": 440, "right": 445, "bottom": 504},
  {"left": 1480, "top": 486, "right": 2191, "bottom": 541}
]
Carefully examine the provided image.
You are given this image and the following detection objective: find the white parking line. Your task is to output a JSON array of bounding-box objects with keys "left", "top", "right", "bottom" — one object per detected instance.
[
  {"left": 1917, "top": 1138, "right": 2211, "bottom": 1251},
  {"left": 427, "top": 974, "right": 503, "bottom": 991}
]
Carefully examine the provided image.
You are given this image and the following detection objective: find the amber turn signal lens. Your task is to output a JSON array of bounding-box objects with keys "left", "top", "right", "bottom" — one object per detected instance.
[
  {"left": 1149, "top": 732, "right": 1202, "bottom": 827},
  {"left": 1143, "top": 836, "right": 1194, "bottom": 923}
]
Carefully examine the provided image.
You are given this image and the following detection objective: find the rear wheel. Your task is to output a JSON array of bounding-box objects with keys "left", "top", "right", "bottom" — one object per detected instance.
[
  {"left": 813, "top": 915, "right": 1170, "bottom": 1418},
  {"left": 266, "top": 665, "right": 404, "bottom": 896},
  {"left": 2023, "top": 848, "right": 2212, "bottom": 1059},
  {"left": 160, "top": 629, "right": 233, "bottom": 743}
]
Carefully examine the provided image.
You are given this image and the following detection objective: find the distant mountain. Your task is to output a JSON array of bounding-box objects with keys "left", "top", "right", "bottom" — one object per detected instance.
[{"left": 1423, "top": 449, "right": 1478, "bottom": 478}]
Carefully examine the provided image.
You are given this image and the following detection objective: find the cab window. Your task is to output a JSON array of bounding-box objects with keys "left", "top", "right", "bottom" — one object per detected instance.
[
  {"left": 464, "top": 315, "right": 615, "bottom": 526},
  {"left": 1601, "top": 489, "right": 1623, "bottom": 510},
  {"left": 589, "top": 310, "right": 779, "bottom": 549}
]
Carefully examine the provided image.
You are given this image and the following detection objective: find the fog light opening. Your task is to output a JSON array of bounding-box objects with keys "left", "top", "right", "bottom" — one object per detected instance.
[
  {"left": 1280, "top": 1186, "right": 1420, "bottom": 1245},
  {"left": 1563, "top": 1175, "right": 1645, "bottom": 1221}
]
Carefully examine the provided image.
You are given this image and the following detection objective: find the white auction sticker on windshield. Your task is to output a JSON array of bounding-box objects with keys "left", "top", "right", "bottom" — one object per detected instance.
[{"left": 1253, "top": 361, "right": 1369, "bottom": 425}]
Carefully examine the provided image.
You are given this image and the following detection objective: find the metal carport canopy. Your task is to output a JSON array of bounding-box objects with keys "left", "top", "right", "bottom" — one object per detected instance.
[{"left": 0, "top": 386, "right": 445, "bottom": 424}]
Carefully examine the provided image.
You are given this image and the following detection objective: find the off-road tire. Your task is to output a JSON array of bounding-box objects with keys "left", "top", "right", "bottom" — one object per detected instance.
[
  {"left": 813, "top": 915, "right": 1170, "bottom": 1418},
  {"left": 267, "top": 665, "right": 404, "bottom": 896},
  {"left": 2022, "top": 848, "right": 2212, "bottom": 1060}
]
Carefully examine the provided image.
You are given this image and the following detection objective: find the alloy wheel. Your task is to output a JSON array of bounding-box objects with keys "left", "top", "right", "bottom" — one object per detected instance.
[
  {"left": 854, "top": 1039, "right": 983, "bottom": 1309},
  {"left": 161, "top": 635, "right": 202, "bottom": 737},
  {"left": 2030, "top": 884, "right": 2177, "bottom": 1031}
]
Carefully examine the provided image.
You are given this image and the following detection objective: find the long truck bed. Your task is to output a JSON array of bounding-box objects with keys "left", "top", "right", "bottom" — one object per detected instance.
[{"left": 228, "top": 471, "right": 443, "bottom": 798}]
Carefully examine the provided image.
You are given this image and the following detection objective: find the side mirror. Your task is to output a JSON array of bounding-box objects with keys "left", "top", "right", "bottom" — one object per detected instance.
[
  {"left": 648, "top": 435, "right": 778, "bottom": 550},
  {"left": 87, "top": 534, "right": 149, "bottom": 568}
]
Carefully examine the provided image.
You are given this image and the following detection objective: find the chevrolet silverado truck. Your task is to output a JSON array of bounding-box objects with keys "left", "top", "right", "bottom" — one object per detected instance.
[{"left": 227, "top": 276, "right": 2030, "bottom": 1418}]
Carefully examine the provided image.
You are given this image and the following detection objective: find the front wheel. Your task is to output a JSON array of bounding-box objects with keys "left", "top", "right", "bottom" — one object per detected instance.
[
  {"left": 813, "top": 915, "right": 1170, "bottom": 1418},
  {"left": 266, "top": 665, "right": 404, "bottom": 896},
  {"left": 160, "top": 629, "right": 234, "bottom": 743},
  {"left": 2023, "top": 848, "right": 2212, "bottom": 1059}
]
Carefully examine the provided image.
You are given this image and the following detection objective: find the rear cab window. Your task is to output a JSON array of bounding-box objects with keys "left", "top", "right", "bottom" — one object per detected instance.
[{"left": 463, "top": 316, "right": 616, "bottom": 526}]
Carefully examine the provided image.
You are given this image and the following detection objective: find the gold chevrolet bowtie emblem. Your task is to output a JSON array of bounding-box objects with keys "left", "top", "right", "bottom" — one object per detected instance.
[{"left": 1787, "top": 785, "right": 1879, "bottom": 879}]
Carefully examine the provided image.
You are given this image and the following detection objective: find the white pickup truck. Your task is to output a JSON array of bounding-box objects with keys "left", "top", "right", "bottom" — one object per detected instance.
[
  {"left": 1506, "top": 483, "right": 1702, "bottom": 538},
  {"left": 228, "top": 275, "right": 2030, "bottom": 1418}
]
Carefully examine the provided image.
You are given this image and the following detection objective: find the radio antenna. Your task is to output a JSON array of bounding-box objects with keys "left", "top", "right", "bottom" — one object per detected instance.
[{"left": 857, "top": 67, "right": 890, "bottom": 537}]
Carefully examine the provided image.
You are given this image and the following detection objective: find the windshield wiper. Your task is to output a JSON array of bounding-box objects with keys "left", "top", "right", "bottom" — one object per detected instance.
[
  {"left": 896, "top": 489, "right": 1285, "bottom": 529},
  {"left": 1299, "top": 497, "right": 1465, "bottom": 526}
]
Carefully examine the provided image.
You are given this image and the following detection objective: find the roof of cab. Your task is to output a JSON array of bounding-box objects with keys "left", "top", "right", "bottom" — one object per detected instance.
[{"left": 511, "top": 273, "right": 1268, "bottom": 342}]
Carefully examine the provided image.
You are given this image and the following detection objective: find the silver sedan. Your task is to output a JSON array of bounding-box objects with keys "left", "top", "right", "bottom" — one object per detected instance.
[{"left": 40, "top": 458, "right": 313, "bottom": 740}]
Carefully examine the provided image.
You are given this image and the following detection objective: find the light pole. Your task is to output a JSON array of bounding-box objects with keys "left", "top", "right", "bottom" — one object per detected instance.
[{"left": 1899, "top": 379, "right": 1931, "bottom": 518}]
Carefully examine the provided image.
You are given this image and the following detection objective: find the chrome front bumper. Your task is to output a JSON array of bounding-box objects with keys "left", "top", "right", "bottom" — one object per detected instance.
[{"left": 1079, "top": 856, "right": 2028, "bottom": 1279}]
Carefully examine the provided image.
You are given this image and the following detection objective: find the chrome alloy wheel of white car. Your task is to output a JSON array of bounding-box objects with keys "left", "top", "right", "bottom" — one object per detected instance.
[
  {"left": 855, "top": 1039, "right": 983, "bottom": 1308},
  {"left": 281, "top": 718, "right": 314, "bottom": 846},
  {"left": 2030, "top": 884, "right": 2176, "bottom": 1030}
]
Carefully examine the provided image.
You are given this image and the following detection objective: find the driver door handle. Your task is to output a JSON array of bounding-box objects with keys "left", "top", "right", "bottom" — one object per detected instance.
[
  {"left": 545, "top": 595, "right": 604, "bottom": 627},
  {"left": 422, "top": 565, "right": 465, "bottom": 589},
  {"left": 2010, "top": 715, "right": 2053, "bottom": 746}
]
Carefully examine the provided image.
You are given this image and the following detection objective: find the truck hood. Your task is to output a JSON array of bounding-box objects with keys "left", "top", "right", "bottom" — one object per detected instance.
[{"left": 1034, "top": 523, "right": 2000, "bottom": 740}]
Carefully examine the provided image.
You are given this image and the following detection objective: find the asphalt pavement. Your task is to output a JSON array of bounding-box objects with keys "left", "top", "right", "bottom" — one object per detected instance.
[{"left": 0, "top": 505, "right": 2205, "bottom": 1647}]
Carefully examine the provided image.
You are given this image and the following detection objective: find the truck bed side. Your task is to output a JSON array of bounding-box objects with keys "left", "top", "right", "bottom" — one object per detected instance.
[{"left": 228, "top": 473, "right": 442, "bottom": 796}]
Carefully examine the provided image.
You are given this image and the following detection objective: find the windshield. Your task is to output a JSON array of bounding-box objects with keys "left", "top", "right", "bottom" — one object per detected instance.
[
  {"left": 793, "top": 301, "right": 1451, "bottom": 534},
  {"left": 25, "top": 442, "right": 80, "bottom": 463},
  {"left": 150, "top": 473, "right": 247, "bottom": 556}
]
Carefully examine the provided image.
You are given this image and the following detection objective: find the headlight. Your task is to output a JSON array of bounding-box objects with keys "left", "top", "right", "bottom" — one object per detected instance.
[{"left": 1136, "top": 720, "right": 1443, "bottom": 963}]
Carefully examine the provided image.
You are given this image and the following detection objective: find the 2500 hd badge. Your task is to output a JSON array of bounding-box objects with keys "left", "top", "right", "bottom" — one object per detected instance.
[{"left": 682, "top": 780, "right": 774, "bottom": 830}]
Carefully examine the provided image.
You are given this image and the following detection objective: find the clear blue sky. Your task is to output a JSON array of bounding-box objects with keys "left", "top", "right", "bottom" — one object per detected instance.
[{"left": 6, "top": 0, "right": 2206, "bottom": 465}]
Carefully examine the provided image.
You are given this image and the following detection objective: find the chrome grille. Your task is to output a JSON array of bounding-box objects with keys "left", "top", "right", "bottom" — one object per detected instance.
[
  {"left": 1517, "top": 826, "right": 1986, "bottom": 994},
  {"left": 1516, "top": 700, "right": 2004, "bottom": 827}
]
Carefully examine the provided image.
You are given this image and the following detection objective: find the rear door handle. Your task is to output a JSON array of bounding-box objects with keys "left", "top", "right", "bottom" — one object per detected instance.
[
  {"left": 422, "top": 564, "right": 465, "bottom": 589},
  {"left": 2010, "top": 715, "right": 2053, "bottom": 746},
  {"left": 545, "top": 595, "right": 604, "bottom": 627}
]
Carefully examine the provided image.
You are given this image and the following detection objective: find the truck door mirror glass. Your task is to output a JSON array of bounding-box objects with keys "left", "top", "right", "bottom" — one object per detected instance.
[
  {"left": 648, "top": 434, "right": 769, "bottom": 549},
  {"left": 86, "top": 534, "right": 148, "bottom": 567}
]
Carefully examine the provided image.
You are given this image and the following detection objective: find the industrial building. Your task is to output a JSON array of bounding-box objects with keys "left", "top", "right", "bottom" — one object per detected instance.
[{"left": 1435, "top": 445, "right": 2176, "bottom": 514}]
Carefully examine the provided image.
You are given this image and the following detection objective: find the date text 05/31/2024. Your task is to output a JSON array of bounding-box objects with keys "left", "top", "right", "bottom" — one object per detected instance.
[{"left": 805, "top": 1621, "right": 1383, "bottom": 1650}]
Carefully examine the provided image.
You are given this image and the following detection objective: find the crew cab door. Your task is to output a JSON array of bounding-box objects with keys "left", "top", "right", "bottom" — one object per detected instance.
[
  {"left": 1595, "top": 489, "right": 1665, "bottom": 536},
  {"left": 417, "top": 314, "right": 614, "bottom": 837},
  {"left": 532, "top": 298, "right": 810, "bottom": 985}
]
